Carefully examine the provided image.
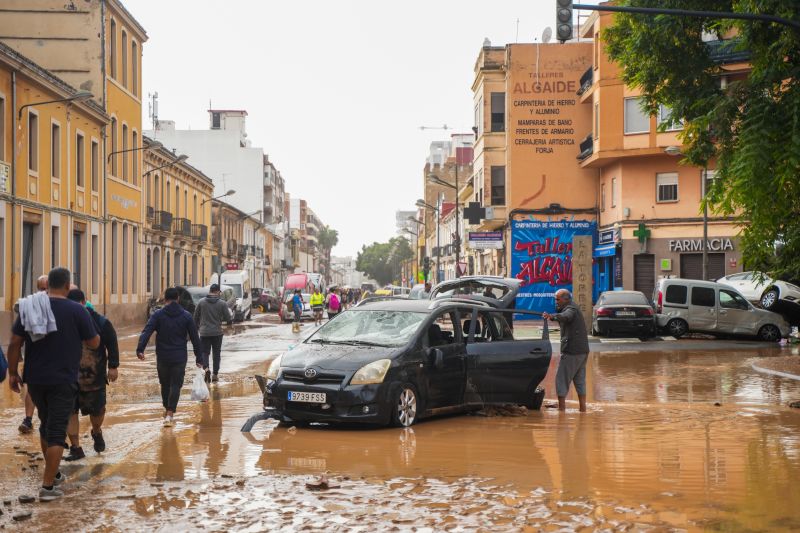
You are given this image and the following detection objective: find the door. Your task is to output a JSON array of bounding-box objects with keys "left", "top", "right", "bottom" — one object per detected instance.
[
  {"left": 634, "top": 254, "right": 655, "bottom": 301},
  {"left": 688, "top": 286, "right": 717, "bottom": 332},
  {"left": 21, "top": 223, "right": 35, "bottom": 296},
  {"left": 73, "top": 232, "right": 82, "bottom": 288},
  {"left": 464, "top": 309, "right": 551, "bottom": 404},
  {"left": 717, "top": 289, "right": 757, "bottom": 335},
  {"left": 423, "top": 310, "right": 466, "bottom": 408}
]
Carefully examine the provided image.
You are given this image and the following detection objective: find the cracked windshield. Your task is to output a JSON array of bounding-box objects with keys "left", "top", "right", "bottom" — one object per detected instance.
[{"left": 1, "top": 1, "right": 800, "bottom": 531}]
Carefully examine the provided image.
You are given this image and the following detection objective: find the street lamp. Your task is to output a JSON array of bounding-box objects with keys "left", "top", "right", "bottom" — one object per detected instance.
[
  {"left": 201, "top": 188, "right": 236, "bottom": 206},
  {"left": 107, "top": 139, "right": 162, "bottom": 163},
  {"left": 143, "top": 153, "right": 189, "bottom": 178},
  {"left": 427, "top": 171, "right": 461, "bottom": 278},
  {"left": 17, "top": 90, "right": 93, "bottom": 120},
  {"left": 416, "top": 198, "right": 441, "bottom": 282},
  {"left": 665, "top": 145, "right": 709, "bottom": 280}
]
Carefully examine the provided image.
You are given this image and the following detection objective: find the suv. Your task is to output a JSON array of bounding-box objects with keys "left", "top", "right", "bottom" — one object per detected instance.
[
  {"left": 716, "top": 271, "right": 800, "bottom": 314},
  {"left": 653, "top": 278, "right": 789, "bottom": 341}
]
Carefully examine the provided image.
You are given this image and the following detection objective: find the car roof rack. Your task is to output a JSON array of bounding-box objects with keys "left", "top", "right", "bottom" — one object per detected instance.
[{"left": 428, "top": 297, "right": 492, "bottom": 309}]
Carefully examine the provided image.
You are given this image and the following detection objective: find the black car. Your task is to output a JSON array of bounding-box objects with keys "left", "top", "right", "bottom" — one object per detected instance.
[
  {"left": 430, "top": 276, "right": 522, "bottom": 309},
  {"left": 591, "top": 290, "right": 657, "bottom": 338},
  {"left": 255, "top": 298, "right": 551, "bottom": 428}
]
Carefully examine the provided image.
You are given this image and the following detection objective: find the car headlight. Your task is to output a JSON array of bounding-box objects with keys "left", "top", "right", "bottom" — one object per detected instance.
[
  {"left": 266, "top": 354, "right": 283, "bottom": 380},
  {"left": 350, "top": 359, "right": 391, "bottom": 385}
]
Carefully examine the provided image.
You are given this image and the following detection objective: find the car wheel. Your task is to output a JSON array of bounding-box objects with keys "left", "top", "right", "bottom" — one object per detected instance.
[
  {"left": 758, "top": 324, "right": 781, "bottom": 342},
  {"left": 391, "top": 384, "right": 419, "bottom": 428},
  {"left": 591, "top": 324, "right": 600, "bottom": 336},
  {"left": 667, "top": 318, "right": 688, "bottom": 338},
  {"left": 761, "top": 289, "right": 779, "bottom": 310}
]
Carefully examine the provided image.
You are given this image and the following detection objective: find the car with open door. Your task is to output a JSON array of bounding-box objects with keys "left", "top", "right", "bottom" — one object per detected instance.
[
  {"left": 430, "top": 276, "right": 522, "bottom": 310},
  {"left": 249, "top": 298, "right": 551, "bottom": 428}
]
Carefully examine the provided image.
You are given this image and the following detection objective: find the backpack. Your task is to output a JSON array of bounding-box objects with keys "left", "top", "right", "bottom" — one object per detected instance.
[
  {"left": 0, "top": 344, "right": 8, "bottom": 383},
  {"left": 328, "top": 294, "right": 340, "bottom": 311}
]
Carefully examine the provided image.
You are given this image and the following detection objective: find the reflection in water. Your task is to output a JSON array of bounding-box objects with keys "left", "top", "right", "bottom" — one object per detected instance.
[
  {"left": 556, "top": 416, "right": 590, "bottom": 498},
  {"left": 156, "top": 431, "right": 184, "bottom": 482}
]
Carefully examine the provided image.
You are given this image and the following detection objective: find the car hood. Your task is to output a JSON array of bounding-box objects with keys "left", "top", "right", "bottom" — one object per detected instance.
[
  {"left": 752, "top": 307, "right": 790, "bottom": 327},
  {"left": 281, "top": 342, "right": 403, "bottom": 372}
]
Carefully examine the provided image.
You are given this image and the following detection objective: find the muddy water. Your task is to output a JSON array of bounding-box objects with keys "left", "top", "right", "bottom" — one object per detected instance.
[{"left": 1, "top": 322, "right": 800, "bottom": 531}]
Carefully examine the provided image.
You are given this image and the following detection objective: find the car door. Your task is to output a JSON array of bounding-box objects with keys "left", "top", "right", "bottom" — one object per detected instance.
[
  {"left": 464, "top": 309, "right": 551, "bottom": 405},
  {"left": 688, "top": 286, "right": 718, "bottom": 332},
  {"left": 422, "top": 310, "right": 466, "bottom": 409},
  {"left": 717, "top": 289, "right": 758, "bottom": 335}
]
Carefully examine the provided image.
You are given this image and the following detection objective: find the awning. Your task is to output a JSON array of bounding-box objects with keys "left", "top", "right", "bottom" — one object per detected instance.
[{"left": 593, "top": 244, "right": 616, "bottom": 258}]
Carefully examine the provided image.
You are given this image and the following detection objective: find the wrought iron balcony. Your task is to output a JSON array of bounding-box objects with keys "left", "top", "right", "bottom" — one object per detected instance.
[
  {"left": 152, "top": 211, "right": 173, "bottom": 232},
  {"left": 577, "top": 66, "right": 593, "bottom": 96},
  {"left": 146, "top": 206, "right": 155, "bottom": 219},
  {"left": 577, "top": 134, "right": 593, "bottom": 161},
  {"left": 172, "top": 217, "right": 192, "bottom": 237},
  {"left": 191, "top": 224, "right": 208, "bottom": 242},
  {"left": 227, "top": 239, "right": 238, "bottom": 256}
]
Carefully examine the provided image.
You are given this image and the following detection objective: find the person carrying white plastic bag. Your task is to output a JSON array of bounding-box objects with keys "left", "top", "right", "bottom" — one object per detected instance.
[{"left": 191, "top": 367, "right": 210, "bottom": 402}]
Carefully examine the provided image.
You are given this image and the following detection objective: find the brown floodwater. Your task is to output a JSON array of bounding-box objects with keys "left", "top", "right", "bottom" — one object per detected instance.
[{"left": 1, "top": 322, "right": 800, "bottom": 531}]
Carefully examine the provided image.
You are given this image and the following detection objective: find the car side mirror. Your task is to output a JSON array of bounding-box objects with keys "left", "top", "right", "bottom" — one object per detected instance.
[{"left": 427, "top": 348, "right": 444, "bottom": 370}]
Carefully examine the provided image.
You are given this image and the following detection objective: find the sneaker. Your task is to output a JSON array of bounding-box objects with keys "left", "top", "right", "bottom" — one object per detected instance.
[
  {"left": 211, "top": 373, "right": 219, "bottom": 383},
  {"left": 204, "top": 369, "right": 211, "bottom": 384},
  {"left": 91, "top": 430, "right": 106, "bottom": 453},
  {"left": 63, "top": 446, "right": 85, "bottom": 462},
  {"left": 162, "top": 416, "right": 174, "bottom": 428},
  {"left": 18, "top": 417, "right": 33, "bottom": 434},
  {"left": 53, "top": 471, "right": 67, "bottom": 486},
  {"left": 39, "top": 486, "right": 64, "bottom": 502}
]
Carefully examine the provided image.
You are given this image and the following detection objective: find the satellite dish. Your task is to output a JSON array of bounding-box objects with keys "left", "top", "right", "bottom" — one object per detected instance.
[{"left": 542, "top": 27, "right": 553, "bottom": 43}]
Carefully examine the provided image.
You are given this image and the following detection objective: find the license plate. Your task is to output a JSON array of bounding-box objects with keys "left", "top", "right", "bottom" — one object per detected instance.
[
  {"left": 288, "top": 391, "right": 326, "bottom": 403},
  {"left": 616, "top": 311, "right": 636, "bottom": 317}
]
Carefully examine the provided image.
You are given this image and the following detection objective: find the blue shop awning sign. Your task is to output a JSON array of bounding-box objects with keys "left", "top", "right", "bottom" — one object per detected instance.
[{"left": 593, "top": 243, "right": 616, "bottom": 257}]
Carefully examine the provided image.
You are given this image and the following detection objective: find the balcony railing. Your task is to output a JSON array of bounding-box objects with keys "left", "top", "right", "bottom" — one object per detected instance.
[
  {"left": 152, "top": 211, "right": 173, "bottom": 232},
  {"left": 146, "top": 206, "right": 155, "bottom": 219},
  {"left": 577, "top": 66, "right": 593, "bottom": 96},
  {"left": 191, "top": 224, "right": 208, "bottom": 242},
  {"left": 172, "top": 217, "right": 192, "bottom": 238},
  {"left": 226, "top": 239, "right": 238, "bottom": 256},
  {"left": 577, "top": 134, "right": 593, "bottom": 161}
]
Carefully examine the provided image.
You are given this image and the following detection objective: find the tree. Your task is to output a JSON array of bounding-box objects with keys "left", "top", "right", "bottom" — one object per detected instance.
[
  {"left": 317, "top": 226, "right": 339, "bottom": 286},
  {"left": 603, "top": 0, "right": 800, "bottom": 280},
  {"left": 356, "top": 237, "right": 414, "bottom": 286}
]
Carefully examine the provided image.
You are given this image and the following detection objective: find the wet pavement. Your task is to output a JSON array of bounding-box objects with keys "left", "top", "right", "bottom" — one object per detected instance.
[{"left": 2, "top": 314, "right": 800, "bottom": 531}]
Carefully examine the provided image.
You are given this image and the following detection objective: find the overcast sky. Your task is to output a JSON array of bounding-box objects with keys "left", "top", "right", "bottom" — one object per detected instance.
[{"left": 128, "top": 0, "right": 598, "bottom": 256}]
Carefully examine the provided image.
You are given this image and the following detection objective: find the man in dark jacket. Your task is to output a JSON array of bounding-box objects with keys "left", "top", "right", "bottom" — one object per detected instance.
[
  {"left": 63, "top": 289, "right": 119, "bottom": 461},
  {"left": 543, "top": 289, "right": 590, "bottom": 412},
  {"left": 193, "top": 284, "right": 232, "bottom": 384},
  {"left": 136, "top": 287, "right": 203, "bottom": 427}
]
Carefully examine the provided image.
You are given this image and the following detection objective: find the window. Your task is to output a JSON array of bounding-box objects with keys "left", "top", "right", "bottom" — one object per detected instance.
[
  {"left": 658, "top": 104, "right": 683, "bottom": 131},
  {"left": 474, "top": 97, "right": 483, "bottom": 136},
  {"left": 184, "top": 189, "right": 188, "bottom": 218},
  {"left": 703, "top": 169, "right": 717, "bottom": 197},
  {"left": 91, "top": 140, "right": 99, "bottom": 191},
  {"left": 91, "top": 234, "right": 98, "bottom": 294},
  {"left": 51, "top": 226, "right": 59, "bottom": 268},
  {"left": 594, "top": 102, "right": 599, "bottom": 139},
  {"left": 51, "top": 122, "right": 60, "bottom": 179},
  {"left": 165, "top": 181, "right": 170, "bottom": 212},
  {"left": 611, "top": 177, "right": 617, "bottom": 207},
  {"left": 593, "top": 32, "right": 599, "bottom": 68},
  {"left": 121, "top": 30, "right": 128, "bottom": 88},
  {"left": 111, "top": 222, "right": 118, "bottom": 294},
  {"left": 211, "top": 112, "right": 221, "bottom": 129},
  {"left": 600, "top": 182, "right": 606, "bottom": 211},
  {"left": 76, "top": 133, "right": 85, "bottom": 187},
  {"left": 122, "top": 124, "right": 128, "bottom": 181},
  {"left": 0, "top": 95, "right": 5, "bottom": 161},
  {"left": 490, "top": 92, "right": 505, "bottom": 132},
  {"left": 122, "top": 224, "right": 128, "bottom": 293},
  {"left": 490, "top": 166, "right": 505, "bottom": 206},
  {"left": 175, "top": 184, "right": 179, "bottom": 214},
  {"left": 720, "top": 289, "right": 749, "bottom": 310},
  {"left": 110, "top": 118, "right": 118, "bottom": 176},
  {"left": 656, "top": 172, "right": 679, "bottom": 202},
  {"left": 110, "top": 19, "right": 117, "bottom": 79},
  {"left": 132, "top": 227, "right": 138, "bottom": 293},
  {"left": 28, "top": 112, "right": 38, "bottom": 172},
  {"left": 132, "top": 131, "right": 138, "bottom": 185},
  {"left": 146, "top": 248, "right": 151, "bottom": 293},
  {"left": 665, "top": 284, "right": 687, "bottom": 304},
  {"left": 131, "top": 41, "right": 138, "bottom": 95},
  {"left": 624, "top": 97, "right": 650, "bottom": 134},
  {"left": 691, "top": 286, "right": 715, "bottom": 307}
]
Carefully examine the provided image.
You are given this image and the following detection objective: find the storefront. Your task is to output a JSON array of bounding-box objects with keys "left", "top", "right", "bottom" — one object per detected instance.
[{"left": 593, "top": 226, "right": 622, "bottom": 300}]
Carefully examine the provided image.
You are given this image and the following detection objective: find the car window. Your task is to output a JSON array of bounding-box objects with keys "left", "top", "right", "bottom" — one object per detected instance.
[
  {"left": 719, "top": 290, "right": 749, "bottom": 310},
  {"left": 600, "top": 292, "right": 649, "bottom": 305},
  {"left": 691, "top": 287, "right": 716, "bottom": 307},
  {"left": 726, "top": 273, "right": 747, "bottom": 281},
  {"left": 425, "top": 311, "right": 457, "bottom": 347},
  {"left": 665, "top": 284, "right": 688, "bottom": 305}
]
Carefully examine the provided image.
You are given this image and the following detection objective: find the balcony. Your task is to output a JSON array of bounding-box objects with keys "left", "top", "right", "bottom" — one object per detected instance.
[
  {"left": 152, "top": 211, "right": 173, "bottom": 233},
  {"left": 577, "top": 66, "right": 593, "bottom": 96},
  {"left": 146, "top": 206, "right": 155, "bottom": 220},
  {"left": 226, "top": 239, "right": 238, "bottom": 257},
  {"left": 255, "top": 246, "right": 264, "bottom": 258},
  {"left": 172, "top": 217, "right": 192, "bottom": 238},
  {"left": 577, "top": 134, "right": 593, "bottom": 161},
  {"left": 237, "top": 245, "right": 247, "bottom": 260},
  {"left": 264, "top": 174, "right": 274, "bottom": 188},
  {"left": 191, "top": 224, "right": 208, "bottom": 242}
]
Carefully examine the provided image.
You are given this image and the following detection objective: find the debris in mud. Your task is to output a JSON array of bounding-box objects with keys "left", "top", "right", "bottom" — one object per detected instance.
[
  {"left": 714, "top": 402, "right": 721, "bottom": 406},
  {"left": 789, "top": 401, "right": 800, "bottom": 409},
  {"left": 15, "top": 450, "right": 28, "bottom": 455},
  {"left": 287, "top": 426, "right": 297, "bottom": 434},
  {"left": 18, "top": 495, "right": 35, "bottom": 504},
  {"left": 236, "top": 480, "right": 246, "bottom": 487},
  {"left": 305, "top": 474, "right": 340, "bottom": 491},
  {"left": 116, "top": 494, "right": 137, "bottom": 499},
  {"left": 12, "top": 511, "right": 33, "bottom": 521},
  {"left": 545, "top": 402, "right": 559, "bottom": 409},
  {"left": 474, "top": 405, "right": 528, "bottom": 417}
]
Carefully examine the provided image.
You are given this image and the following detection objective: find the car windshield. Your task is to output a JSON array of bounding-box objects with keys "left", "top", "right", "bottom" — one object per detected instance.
[
  {"left": 228, "top": 284, "right": 243, "bottom": 298},
  {"left": 600, "top": 292, "right": 649, "bottom": 305},
  {"left": 308, "top": 310, "right": 427, "bottom": 347}
]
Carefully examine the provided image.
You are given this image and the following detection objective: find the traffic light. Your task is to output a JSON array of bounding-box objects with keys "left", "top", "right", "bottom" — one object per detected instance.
[{"left": 556, "top": 0, "right": 573, "bottom": 43}]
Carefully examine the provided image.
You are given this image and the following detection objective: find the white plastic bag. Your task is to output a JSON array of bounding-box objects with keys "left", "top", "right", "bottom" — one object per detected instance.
[{"left": 191, "top": 368, "right": 210, "bottom": 402}]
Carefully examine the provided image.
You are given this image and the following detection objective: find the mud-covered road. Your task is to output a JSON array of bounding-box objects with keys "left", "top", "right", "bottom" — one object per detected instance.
[{"left": 2, "top": 316, "right": 800, "bottom": 531}]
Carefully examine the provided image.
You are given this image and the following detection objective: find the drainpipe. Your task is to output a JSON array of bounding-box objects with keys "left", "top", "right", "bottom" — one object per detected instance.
[
  {"left": 10, "top": 71, "right": 17, "bottom": 301},
  {"left": 101, "top": 0, "right": 108, "bottom": 315}
]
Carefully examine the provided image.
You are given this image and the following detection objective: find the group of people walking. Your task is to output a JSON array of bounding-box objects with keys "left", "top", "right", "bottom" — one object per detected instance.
[
  {"left": 292, "top": 286, "right": 363, "bottom": 330},
  {"left": 5, "top": 270, "right": 233, "bottom": 501}
]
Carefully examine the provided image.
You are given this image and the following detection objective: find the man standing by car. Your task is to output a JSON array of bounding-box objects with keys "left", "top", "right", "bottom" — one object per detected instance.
[
  {"left": 136, "top": 287, "right": 204, "bottom": 427},
  {"left": 194, "top": 284, "right": 233, "bottom": 384},
  {"left": 543, "top": 289, "right": 590, "bottom": 413}
]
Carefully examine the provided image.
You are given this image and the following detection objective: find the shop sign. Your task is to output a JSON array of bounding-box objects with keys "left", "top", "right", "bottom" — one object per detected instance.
[
  {"left": 598, "top": 228, "right": 615, "bottom": 245},
  {"left": 467, "top": 231, "right": 503, "bottom": 249},
  {"left": 668, "top": 238, "right": 734, "bottom": 252},
  {"left": 225, "top": 263, "right": 239, "bottom": 270}
]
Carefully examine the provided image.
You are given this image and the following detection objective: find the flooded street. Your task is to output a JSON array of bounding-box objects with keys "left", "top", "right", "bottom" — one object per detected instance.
[{"left": 2, "top": 318, "right": 800, "bottom": 531}]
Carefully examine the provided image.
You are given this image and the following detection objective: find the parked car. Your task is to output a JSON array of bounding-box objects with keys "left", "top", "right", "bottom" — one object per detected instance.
[
  {"left": 592, "top": 290, "right": 656, "bottom": 338},
  {"left": 407, "top": 283, "right": 430, "bottom": 300},
  {"left": 148, "top": 284, "right": 236, "bottom": 318},
  {"left": 252, "top": 288, "right": 280, "bottom": 312},
  {"left": 653, "top": 278, "right": 790, "bottom": 341},
  {"left": 211, "top": 270, "right": 252, "bottom": 321},
  {"left": 375, "top": 285, "right": 410, "bottom": 298},
  {"left": 716, "top": 271, "right": 800, "bottom": 312},
  {"left": 257, "top": 298, "right": 551, "bottom": 427},
  {"left": 280, "top": 292, "right": 313, "bottom": 322}
]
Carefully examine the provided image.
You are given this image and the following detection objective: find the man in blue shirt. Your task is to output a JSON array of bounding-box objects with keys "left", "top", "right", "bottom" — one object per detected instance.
[{"left": 6, "top": 268, "right": 100, "bottom": 501}]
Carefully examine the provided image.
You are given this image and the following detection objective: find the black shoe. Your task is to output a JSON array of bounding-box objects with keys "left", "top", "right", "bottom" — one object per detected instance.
[
  {"left": 91, "top": 430, "right": 106, "bottom": 453},
  {"left": 204, "top": 369, "right": 211, "bottom": 384},
  {"left": 63, "top": 446, "right": 85, "bottom": 462},
  {"left": 211, "top": 373, "right": 219, "bottom": 383},
  {"left": 18, "top": 417, "right": 33, "bottom": 434}
]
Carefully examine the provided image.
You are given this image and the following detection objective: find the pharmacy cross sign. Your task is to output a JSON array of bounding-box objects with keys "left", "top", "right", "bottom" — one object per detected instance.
[
  {"left": 463, "top": 202, "right": 486, "bottom": 225},
  {"left": 634, "top": 223, "right": 650, "bottom": 243}
]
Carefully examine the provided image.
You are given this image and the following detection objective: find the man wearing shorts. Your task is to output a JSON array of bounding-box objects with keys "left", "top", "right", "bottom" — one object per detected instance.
[
  {"left": 310, "top": 287, "right": 324, "bottom": 326},
  {"left": 64, "top": 289, "right": 119, "bottom": 461},
  {"left": 6, "top": 268, "right": 100, "bottom": 501},
  {"left": 543, "top": 289, "right": 590, "bottom": 412}
]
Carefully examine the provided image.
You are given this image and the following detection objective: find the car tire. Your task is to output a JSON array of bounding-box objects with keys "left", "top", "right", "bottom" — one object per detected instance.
[
  {"left": 591, "top": 325, "right": 600, "bottom": 336},
  {"left": 758, "top": 324, "right": 781, "bottom": 342},
  {"left": 667, "top": 318, "right": 689, "bottom": 338},
  {"left": 761, "top": 288, "right": 779, "bottom": 310},
  {"left": 391, "top": 384, "right": 419, "bottom": 428}
]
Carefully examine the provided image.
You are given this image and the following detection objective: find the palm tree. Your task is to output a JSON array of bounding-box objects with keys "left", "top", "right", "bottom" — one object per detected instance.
[{"left": 317, "top": 226, "right": 339, "bottom": 286}]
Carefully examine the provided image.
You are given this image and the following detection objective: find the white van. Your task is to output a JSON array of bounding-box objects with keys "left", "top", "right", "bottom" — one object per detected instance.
[
  {"left": 211, "top": 270, "right": 252, "bottom": 321},
  {"left": 653, "top": 278, "right": 789, "bottom": 341}
]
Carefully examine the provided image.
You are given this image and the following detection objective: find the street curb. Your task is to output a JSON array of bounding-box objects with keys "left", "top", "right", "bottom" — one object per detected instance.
[{"left": 751, "top": 363, "right": 800, "bottom": 381}]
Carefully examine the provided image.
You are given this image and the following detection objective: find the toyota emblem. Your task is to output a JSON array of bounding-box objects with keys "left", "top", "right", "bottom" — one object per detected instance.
[{"left": 304, "top": 368, "right": 318, "bottom": 379}]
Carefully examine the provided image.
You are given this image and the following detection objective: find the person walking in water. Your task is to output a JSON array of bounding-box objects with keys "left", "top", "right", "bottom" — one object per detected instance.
[
  {"left": 17, "top": 275, "right": 48, "bottom": 435},
  {"left": 543, "top": 289, "right": 590, "bottom": 413},
  {"left": 193, "top": 284, "right": 232, "bottom": 384},
  {"left": 136, "top": 287, "right": 203, "bottom": 427},
  {"left": 310, "top": 287, "right": 324, "bottom": 326},
  {"left": 291, "top": 289, "right": 304, "bottom": 333}
]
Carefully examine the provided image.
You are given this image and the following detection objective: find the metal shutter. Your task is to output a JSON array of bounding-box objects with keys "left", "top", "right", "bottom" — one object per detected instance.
[
  {"left": 681, "top": 253, "right": 725, "bottom": 280},
  {"left": 634, "top": 254, "right": 655, "bottom": 299},
  {"left": 708, "top": 253, "right": 725, "bottom": 281}
]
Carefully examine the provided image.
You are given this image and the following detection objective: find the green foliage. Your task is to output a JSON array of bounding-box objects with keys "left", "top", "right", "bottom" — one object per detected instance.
[
  {"left": 356, "top": 237, "right": 415, "bottom": 286},
  {"left": 317, "top": 226, "right": 339, "bottom": 284},
  {"left": 604, "top": 0, "right": 800, "bottom": 280}
]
